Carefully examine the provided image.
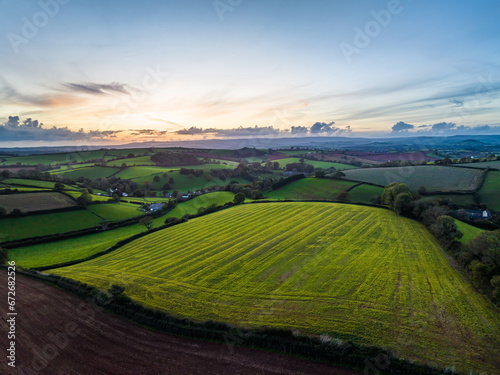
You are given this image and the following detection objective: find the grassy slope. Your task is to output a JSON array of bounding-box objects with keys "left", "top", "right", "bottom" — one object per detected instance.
[
  {"left": 166, "top": 192, "right": 235, "bottom": 218},
  {"left": 342, "top": 166, "right": 484, "bottom": 192},
  {"left": 347, "top": 184, "right": 384, "bottom": 203},
  {"left": 478, "top": 170, "right": 500, "bottom": 211},
  {"left": 2, "top": 178, "right": 77, "bottom": 190},
  {"left": 455, "top": 220, "right": 484, "bottom": 243},
  {"left": 265, "top": 178, "right": 356, "bottom": 200},
  {"left": 0, "top": 210, "right": 102, "bottom": 242},
  {"left": 51, "top": 202, "right": 500, "bottom": 373},
  {"left": 0, "top": 192, "right": 76, "bottom": 212}
]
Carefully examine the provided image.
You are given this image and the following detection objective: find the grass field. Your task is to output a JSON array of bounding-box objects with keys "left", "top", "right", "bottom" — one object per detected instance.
[
  {"left": 342, "top": 166, "right": 484, "bottom": 192},
  {"left": 0, "top": 192, "right": 76, "bottom": 213},
  {"left": 265, "top": 178, "right": 357, "bottom": 201},
  {"left": 270, "top": 158, "right": 357, "bottom": 170},
  {"left": 87, "top": 202, "right": 143, "bottom": 221},
  {"left": 0, "top": 210, "right": 102, "bottom": 242},
  {"left": 427, "top": 194, "right": 476, "bottom": 207},
  {"left": 455, "top": 220, "right": 484, "bottom": 243},
  {"left": 51, "top": 202, "right": 500, "bottom": 373},
  {"left": 2, "top": 178, "right": 76, "bottom": 190},
  {"left": 347, "top": 184, "right": 384, "bottom": 203},
  {"left": 166, "top": 192, "right": 235, "bottom": 218},
  {"left": 107, "top": 156, "right": 156, "bottom": 167},
  {"left": 54, "top": 166, "right": 120, "bottom": 179},
  {"left": 64, "top": 191, "right": 111, "bottom": 202},
  {"left": 477, "top": 171, "right": 500, "bottom": 211},
  {"left": 457, "top": 161, "right": 500, "bottom": 169}
]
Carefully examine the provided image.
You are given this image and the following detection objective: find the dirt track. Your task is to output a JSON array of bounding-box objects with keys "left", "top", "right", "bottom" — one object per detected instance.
[{"left": 0, "top": 271, "right": 361, "bottom": 375}]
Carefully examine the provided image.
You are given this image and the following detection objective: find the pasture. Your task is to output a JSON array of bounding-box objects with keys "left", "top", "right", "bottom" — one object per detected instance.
[
  {"left": 454, "top": 220, "right": 484, "bottom": 243},
  {"left": 270, "top": 158, "right": 357, "bottom": 170},
  {"left": 54, "top": 166, "right": 120, "bottom": 179},
  {"left": 477, "top": 171, "right": 500, "bottom": 211},
  {"left": 0, "top": 192, "right": 76, "bottom": 213},
  {"left": 342, "top": 166, "right": 484, "bottom": 192},
  {"left": 87, "top": 202, "right": 142, "bottom": 221},
  {"left": 457, "top": 160, "right": 500, "bottom": 169},
  {"left": 166, "top": 192, "right": 235, "bottom": 218},
  {"left": 2, "top": 178, "right": 76, "bottom": 190},
  {"left": 265, "top": 178, "right": 357, "bottom": 200},
  {"left": 107, "top": 156, "right": 155, "bottom": 167},
  {"left": 52, "top": 202, "right": 500, "bottom": 373},
  {"left": 0, "top": 210, "right": 102, "bottom": 242},
  {"left": 347, "top": 184, "right": 384, "bottom": 203}
]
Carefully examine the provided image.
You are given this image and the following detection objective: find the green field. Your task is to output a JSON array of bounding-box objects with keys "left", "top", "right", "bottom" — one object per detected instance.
[
  {"left": 54, "top": 166, "right": 120, "bottom": 179},
  {"left": 347, "top": 184, "right": 384, "bottom": 203},
  {"left": 265, "top": 178, "right": 357, "bottom": 200},
  {"left": 51, "top": 202, "right": 500, "bottom": 372},
  {"left": 477, "top": 171, "right": 500, "bottom": 211},
  {"left": 0, "top": 210, "right": 102, "bottom": 242},
  {"left": 342, "top": 166, "right": 484, "bottom": 192},
  {"left": 0, "top": 192, "right": 76, "bottom": 213},
  {"left": 87, "top": 202, "right": 143, "bottom": 221},
  {"left": 166, "top": 192, "right": 235, "bottom": 218},
  {"left": 107, "top": 156, "right": 155, "bottom": 167},
  {"left": 270, "top": 158, "right": 357, "bottom": 170},
  {"left": 454, "top": 220, "right": 484, "bottom": 243},
  {"left": 457, "top": 161, "right": 500, "bottom": 169},
  {"left": 2, "top": 178, "right": 76, "bottom": 190},
  {"left": 64, "top": 191, "right": 111, "bottom": 202},
  {"left": 426, "top": 194, "right": 476, "bottom": 207}
]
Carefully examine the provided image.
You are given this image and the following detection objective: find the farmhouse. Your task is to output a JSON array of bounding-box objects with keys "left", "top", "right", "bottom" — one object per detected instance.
[
  {"left": 149, "top": 203, "right": 165, "bottom": 212},
  {"left": 464, "top": 209, "right": 491, "bottom": 220}
]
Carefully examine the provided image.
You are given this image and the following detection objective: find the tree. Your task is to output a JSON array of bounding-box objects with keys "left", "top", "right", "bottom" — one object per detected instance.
[
  {"left": 382, "top": 183, "right": 411, "bottom": 213},
  {"left": 108, "top": 284, "right": 125, "bottom": 297},
  {"left": 162, "top": 183, "right": 171, "bottom": 191},
  {"left": 315, "top": 169, "right": 326, "bottom": 178},
  {"left": 10, "top": 208, "right": 23, "bottom": 216},
  {"left": 394, "top": 192, "right": 412, "bottom": 215},
  {"left": 77, "top": 191, "right": 92, "bottom": 207},
  {"left": 0, "top": 246, "right": 7, "bottom": 264},
  {"left": 234, "top": 192, "right": 246, "bottom": 204},
  {"left": 417, "top": 185, "right": 427, "bottom": 196},
  {"left": 54, "top": 182, "right": 64, "bottom": 191},
  {"left": 430, "top": 215, "right": 463, "bottom": 242},
  {"left": 251, "top": 189, "right": 263, "bottom": 200},
  {"left": 169, "top": 177, "right": 174, "bottom": 184},
  {"left": 153, "top": 175, "right": 161, "bottom": 183},
  {"left": 120, "top": 163, "right": 127, "bottom": 170},
  {"left": 0, "top": 207, "right": 6, "bottom": 217},
  {"left": 331, "top": 171, "right": 345, "bottom": 179},
  {"left": 139, "top": 216, "right": 154, "bottom": 230},
  {"left": 111, "top": 194, "right": 120, "bottom": 202}
]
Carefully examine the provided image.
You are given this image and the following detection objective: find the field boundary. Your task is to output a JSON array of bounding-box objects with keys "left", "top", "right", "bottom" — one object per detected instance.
[{"left": 4, "top": 267, "right": 463, "bottom": 375}]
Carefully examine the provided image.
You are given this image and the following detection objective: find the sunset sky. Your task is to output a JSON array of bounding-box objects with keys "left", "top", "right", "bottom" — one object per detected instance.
[{"left": 0, "top": 0, "right": 499, "bottom": 144}]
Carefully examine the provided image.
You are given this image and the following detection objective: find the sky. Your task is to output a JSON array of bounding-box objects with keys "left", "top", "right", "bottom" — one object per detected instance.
[{"left": 0, "top": 0, "right": 499, "bottom": 145}]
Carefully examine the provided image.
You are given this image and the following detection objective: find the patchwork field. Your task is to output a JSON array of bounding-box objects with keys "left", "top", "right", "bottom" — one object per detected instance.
[
  {"left": 2, "top": 178, "right": 76, "bottom": 190},
  {"left": 0, "top": 210, "right": 102, "bottom": 242},
  {"left": 265, "top": 178, "right": 357, "bottom": 201},
  {"left": 54, "top": 166, "right": 120, "bottom": 179},
  {"left": 52, "top": 202, "right": 500, "bottom": 373},
  {"left": 342, "top": 166, "right": 485, "bottom": 192},
  {"left": 0, "top": 192, "right": 76, "bottom": 213},
  {"left": 347, "top": 184, "right": 384, "bottom": 203},
  {"left": 270, "top": 158, "right": 357, "bottom": 170},
  {"left": 457, "top": 160, "right": 500, "bottom": 169},
  {"left": 477, "top": 171, "right": 500, "bottom": 211},
  {"left": 166, "top": 192, "right": 235, "bottom": 218}
]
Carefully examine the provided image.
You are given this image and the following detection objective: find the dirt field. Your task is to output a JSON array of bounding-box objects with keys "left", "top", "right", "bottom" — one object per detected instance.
[
  {"left": 0, "top": 192, "right": 76, "bottom": 213},
  {"left": 0, "top": 271, "right": 361, "bottom": 375}
]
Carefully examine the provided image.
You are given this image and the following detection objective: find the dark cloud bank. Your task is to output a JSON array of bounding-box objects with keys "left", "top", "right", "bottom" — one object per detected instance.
[{"left": 391, "top": 121, "right": 497, "bottom": 135}]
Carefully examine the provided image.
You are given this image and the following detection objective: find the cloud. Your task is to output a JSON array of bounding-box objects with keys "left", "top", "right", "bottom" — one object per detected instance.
[
  {"left": 431, "top": 122, "right": 456, "bottom": 132},
  {"left": 392, "top": 121, "right": 415, "bottom": 132},
  {"left": 0, "top": 116, "right": 122, "bottom": 142},
  {"left": 61, "top": 82, "right": 133, "bottom": 96}
]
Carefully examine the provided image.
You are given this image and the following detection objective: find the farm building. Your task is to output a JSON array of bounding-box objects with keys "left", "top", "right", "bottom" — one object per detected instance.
[
  {"left": 464, "top": 209, "right": 491, "bottom": 220},
  {"left": 149, "top": 203, "right": 165, "bottom": 212}
]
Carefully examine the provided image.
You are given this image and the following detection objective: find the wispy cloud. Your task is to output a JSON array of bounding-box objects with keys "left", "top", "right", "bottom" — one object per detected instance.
[{"left": 61, "top": 82, "right": 134, "bottom": 96}]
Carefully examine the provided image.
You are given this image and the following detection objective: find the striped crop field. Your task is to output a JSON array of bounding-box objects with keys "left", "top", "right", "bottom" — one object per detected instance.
[
  {"left": 53, "top": 166, "right": 120, "bottom": 179},
  {"left": 52, "top": 202, "right": 500, "bottom": 373},
  {"left": 342, "top": 166, "right": 485, "bottom": 192}
]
